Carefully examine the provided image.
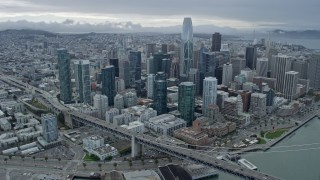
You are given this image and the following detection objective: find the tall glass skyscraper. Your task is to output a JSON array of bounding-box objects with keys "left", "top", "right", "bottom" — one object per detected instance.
[
  {"left": 102, "top": 66, "right": 116, "bottom": 106},
  {"left": 129, "top": 51, "right": 142, "bottom": 86},
  {"left": 178, "top": 82, "right": 195, "bottom": 126},
  {"left": 74, "top": 60, "right": 91, "bottom": 104},
  {"left": 202, "top": 77, "right": 217, "bottom": 115},
  {"left": 57, "top": 48, "right": 72, "bottom": 103},
  {"left": 180, "top": 17, "right": 193, "bottom": 78},
  {"left": 154, "top": 80, "right": 167, "bottom": 115}
]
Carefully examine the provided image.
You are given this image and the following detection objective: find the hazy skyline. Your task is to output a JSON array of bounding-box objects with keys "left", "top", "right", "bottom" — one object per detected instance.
[{"left": 0, "top": 0, "right": 319, "bottom": 33}]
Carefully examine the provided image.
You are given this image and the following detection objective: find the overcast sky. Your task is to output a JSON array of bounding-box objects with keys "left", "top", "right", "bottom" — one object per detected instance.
[{"left": 0, "top": 0, "right": 319, "bottom": 33}]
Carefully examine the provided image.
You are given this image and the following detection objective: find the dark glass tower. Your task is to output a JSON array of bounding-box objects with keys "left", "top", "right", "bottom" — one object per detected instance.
[
  {"left": 245, "top": 46, "right": 257, "bottom": 69},
  {"left": 129, "top": 51, "right": 142, "bottom": 86},
  {"left": 211, "top": 32, "right": 221, "bottom": 52},
  {"left": 154, "top": 80, "right": 167, "bottom": 115},
  {"left": 102, "top": 66, "right": 115, "bottom": 105},
  {"left": 178, "top": 82, "right": 195, "bottom": 126},
  {"left": 109, "top": 58, "right": 119, "bottom": 77},
  {"left": 57, "top": 48, "right": 72, "bottom": 103}
]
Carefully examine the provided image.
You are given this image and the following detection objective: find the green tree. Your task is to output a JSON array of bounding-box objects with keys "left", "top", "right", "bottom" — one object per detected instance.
[
  {"left": 58, "top": 157, "right": 61, "bottom": 163},
  {"left": 45, "top": 156, "right": 48, "bottom": 162},
  {"left": 4, "top": 158, "right": 8, "bottom": 164},
  {"left": 32, "top": 156, "right": 36, "bottom": 162},
  {"left": 82, "top": 162, "right": 87, "bottom": 169},
  {"left": 141, "top": 159, "right": 145, "bottom": 166},
  {"left": 113, "top": 162, "right": 117, "bottom": 170},
  {"left": 168, "top": 157, "right": 172, "bottom": 163},
  {"left": 98, "top": 163, "right": 102, "bottom": 171},
  {"left": 8, "top": 155, "right": 12, "bottom": 160}
]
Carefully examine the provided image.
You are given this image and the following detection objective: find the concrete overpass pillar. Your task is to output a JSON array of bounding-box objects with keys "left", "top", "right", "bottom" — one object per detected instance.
[
  {"left": 131, "top": 136, "right": 142, "bottom": 158},
  {"left": 64, "top": 112, "right": 73, "bottom": 129}
]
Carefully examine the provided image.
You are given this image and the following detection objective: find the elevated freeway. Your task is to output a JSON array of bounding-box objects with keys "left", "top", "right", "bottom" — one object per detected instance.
[{"left": 0, "top": 75, "right": 281, "bottom": 180}]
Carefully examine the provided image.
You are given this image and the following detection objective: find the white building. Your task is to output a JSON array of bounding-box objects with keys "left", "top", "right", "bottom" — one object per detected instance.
[
  {"left": 121, "top": 121, "right": 145, "bottom": 133},
  {"left": 114, "top": 94, "right": 124, "bottom": 111},
  {"left": 240, "top": 68, "right": 254, "bottom": 82},
  {"left": 222, "top": 63, "right": 233, "bottom": 87},
  {"left": 105, "top": 108, "right": 119, "bottom": 123},
  {"left": 271, "top": 54, "right": 293, "bottom": 93},
  {"left": 0, "top": 101, "right": 24, "bottom": 115},
  {"left": 14, "top": 112, "right": 32, "bottom": 124},
  {"left": 83, "top": 135, "right": 104, "bottom": 151},
  {"left": 0, "top": 117, "right": 12, "bottom": 131},
  {"left": 145, "top": 114, "right": 186, "bottom": 136},
  {"left": 0, "top": 90, "right": 8, "bottom": 99},
  {"left": 93, "top": 94, "right": 108, "bottom": 119},
  {"left": 202, "top": 77, "right": 217, "bottom": 115},
  {"left": 113, "top": 113, "right": 133, "bottom": 126},
  {"left": 283, "top": 71, "right": 299, "bottom": 101},
  {"left": 115, "top": 77, "right": 125, "bottom": 93},
  {"left": 83, "top": 135, "right": 118, "bottom": 160}
]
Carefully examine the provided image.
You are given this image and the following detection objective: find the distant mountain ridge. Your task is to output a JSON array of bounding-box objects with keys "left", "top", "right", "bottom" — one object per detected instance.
[{"left": 271, "top": 29, "right": 320, "bottom": 39}]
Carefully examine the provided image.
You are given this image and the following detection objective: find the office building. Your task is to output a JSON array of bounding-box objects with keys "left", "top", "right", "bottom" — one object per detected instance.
[
  {"left": 129, "top": 51, "right": 142, "bottom": 85},
  {"left": 271, "top": 55, "right": 293, "bottom": 93},
  {"left": 217, "top": 90, "right": 229, "bottom": 110},
  {"left": 231, "top": 57, "right": 246, "bottom": 77},
  {"left": 211, "top": 32, "right": 222, "bottom": 52},
  {"left": 188, "top": 68, "right": 200, "bottom": 96},
  {"left": 180, "top": 17, "right": 193, "bottom": 77},
  {"left": 250, "top": 93, "right": 267, "bottom": 117},
  {"left": 284, "top": 71, "right": 299, "bottom": 101},
  {"left": 308, "top": 54, "right": 320, "bottom": 90},
  {"left": 109, "top": 58, "right": 119, "bottom": 77},
  {"left": 162, "top": 58, "right": 171, "bottom": 78},
  {"left": 256, "top": 58, "right": 268, "bottom": 77},
  {"left": 202, "top": 77, "right": 217, "bottom": 115},
  {"left": 124, "top": 92, "right": 137, "bottom": 108},
  {"left": 146, "top": 43, "right": 156, "bottom": 58},
  {"left": 153, "top": 53, "right": 170, "bottom": 75},
  {"left": 102, "top": 66, "right": 116, "bottom": 105},
  {"left": 93, "top": 94, "right": 108, "bottom": 119},
  {"left": 170, "top": 60, "right": 180, "bottom": 78},
  {"left": 74, "top": 60, "right": 91, "bottom": 104},
  {"left": 147, "top": 74, "right": 155, "bottom": 99},
  {"left": 105, "top": 108, "right": 119, "bottom": 123},
  {"left": 145, "top": 114, "right": 186, "bottom": 136},
  {"left": 41, "top": 114, "right": 58, "bottom": 143},
  {"left": 161, "top": 44, "right": 168, "bottom": 53},
  {"left": 222, "top": 63, "right": 233, "bottom": 87},
  {"left": 245, "top": 46, "right": 257, "bottom": 69},
  {"left": 178, "top": 82, "right": 195, "bottom": 126},
  {"left": 154, "top": 80, "right": 167, "bottom": 115},
  {"left": 114, "top": 94, "right": 124, "bottom": 111},
  {"left": 119, "top": 60, "right": 130, "bottom": 88},
  {"left": 292, "top": 59, "right": 308, "bottom": 79},
  {"left": 57, "top": 48, "right": 72, "bottom": 103}
]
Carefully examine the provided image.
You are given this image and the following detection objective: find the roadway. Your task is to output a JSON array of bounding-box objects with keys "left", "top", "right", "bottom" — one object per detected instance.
[{"left": 0, "top": 75, "right": 281, "bottom": 180}]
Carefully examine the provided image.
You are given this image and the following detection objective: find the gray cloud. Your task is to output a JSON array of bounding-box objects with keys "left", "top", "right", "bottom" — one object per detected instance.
[{"left": 0, "top": 0, "right": 319, "bottom": 30}]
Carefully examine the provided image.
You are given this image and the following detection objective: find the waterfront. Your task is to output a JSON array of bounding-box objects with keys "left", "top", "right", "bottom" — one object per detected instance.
[{"left": 211, "top": 117, "right": 320, "bottom": 180}]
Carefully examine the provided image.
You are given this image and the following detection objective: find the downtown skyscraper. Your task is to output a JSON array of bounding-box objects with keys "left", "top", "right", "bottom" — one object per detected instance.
[
  {"left": 74, "top": 60, "right": 91, "bottom": 104},
  {"left": 178, "top": 82, "right": 195, "bottom": 126},
  {"left": 57, "top": 48, "right": 72, "bottom": 103},
  {"left": 180, "top": 17, "right": 193, "bottom": 78},
  {"left": 102, "top": 65, "right": 116, "bottom": 106},
  {"left": 202, "top": 77, "right": 218, "bottom": 115}
]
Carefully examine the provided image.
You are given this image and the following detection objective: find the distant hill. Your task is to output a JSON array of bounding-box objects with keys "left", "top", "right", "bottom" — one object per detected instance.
[
  {"left": 0, "top": 29, "right": 57, "bottom": 37},
  {"left": 270, "top": 29, "right": 320, "bottom": 39}
]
